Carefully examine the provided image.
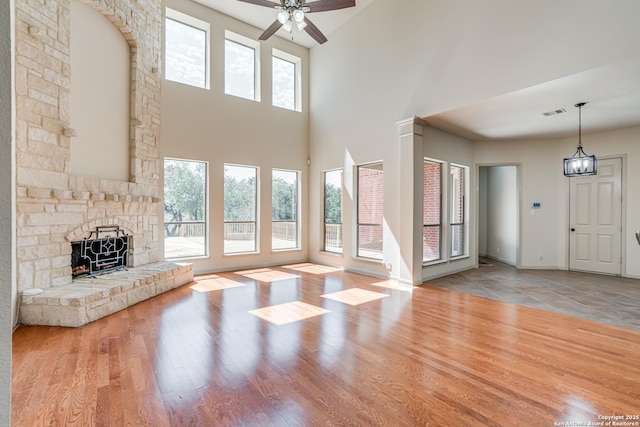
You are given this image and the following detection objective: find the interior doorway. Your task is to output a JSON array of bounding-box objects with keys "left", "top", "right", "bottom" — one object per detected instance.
[
  {"left": 478, "top": 165, "right": 519, "bottom": 267},
  {"left": 569, "top": 157, "right": 623, "bottom": 275}
]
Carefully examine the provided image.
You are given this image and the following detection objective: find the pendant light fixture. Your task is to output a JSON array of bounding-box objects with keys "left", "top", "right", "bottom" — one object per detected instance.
[{"left": 564, "top": 102, "right": 597, "bottom": 177}]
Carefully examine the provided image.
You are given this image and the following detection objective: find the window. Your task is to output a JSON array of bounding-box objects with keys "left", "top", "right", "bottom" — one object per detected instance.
[
  {"left": 164, "top": 9, "right": 209, "bottom": 89},
  {"left": 225, "top": 31, "right": 260, "bottom": 101},
  {"left": 357, "top": 163, "right": 384, "bottom": 260},
  {"left": 164, "top": 158, "right": 207, "bottom": 259},
  {"left": 224, "top": 164, "right": 258, "bottom": 254},
  {"left": 323, "top": 169, "right": 343, "bottom": 254},
  {"left": 423, "top": 160, "right": 442, "bottom": 262},
  {"left": 272, "top": 49, "right": 301, "bottom": 111},
  {"left": 450, "top": 164, "right": 467, "bottom": 257},
  {"left": 272, "top": 169, "right": 300, "bottom": 250}
]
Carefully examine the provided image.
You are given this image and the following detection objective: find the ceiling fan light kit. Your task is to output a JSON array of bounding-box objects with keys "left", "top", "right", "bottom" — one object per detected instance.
[
  {"left": 238, "top": 0, "right": 356, "bottom": 44},
  {"left": 293, "top": 9, "right": 305, "bottom": 23},
  {"left": 563, "top": 102, "right": 598, "bottom": 177}
]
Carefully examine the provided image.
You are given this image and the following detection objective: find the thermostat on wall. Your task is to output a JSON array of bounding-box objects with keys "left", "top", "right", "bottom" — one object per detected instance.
[{"left": 532, "top": 202, "right": 541, "bottom": 208}]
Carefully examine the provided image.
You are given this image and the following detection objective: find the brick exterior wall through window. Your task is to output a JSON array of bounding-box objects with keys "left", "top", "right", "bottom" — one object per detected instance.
[
  {"left": 450, "top": 165, "right": 465, "bottom": 257},
  {"left": 357, "top": 164, "right": 383, "bottom": 258},
  {"left": 423, "top": 160, "right": 441, "bottom": 262}
]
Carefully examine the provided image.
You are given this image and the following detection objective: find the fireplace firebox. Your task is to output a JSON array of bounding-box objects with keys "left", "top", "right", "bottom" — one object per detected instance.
[{"left": 71, "top": 225, "right": 129, "bottom": 278}]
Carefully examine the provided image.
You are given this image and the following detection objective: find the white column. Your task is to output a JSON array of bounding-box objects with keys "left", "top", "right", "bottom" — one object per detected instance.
[
  {"left": 396, "top": 117, "right": 425, "bottom": 285},
  {"left": 0, "top": 0, "right": 14, "bottom": 422}
]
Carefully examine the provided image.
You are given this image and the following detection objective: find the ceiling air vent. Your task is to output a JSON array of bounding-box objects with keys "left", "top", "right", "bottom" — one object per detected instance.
[{"left": 542, "top": 108, "right": 567, "bottom": 117}]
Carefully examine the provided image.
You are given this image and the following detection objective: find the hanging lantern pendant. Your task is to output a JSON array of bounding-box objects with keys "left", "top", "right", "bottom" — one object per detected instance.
[{"left": 564, "top": 102, "right": 597, "bottom": 177}]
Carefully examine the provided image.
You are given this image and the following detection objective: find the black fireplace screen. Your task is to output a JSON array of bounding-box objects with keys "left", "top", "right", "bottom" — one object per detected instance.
[{"left": 71, "top": 226, "right": 129, "bottom": 277}]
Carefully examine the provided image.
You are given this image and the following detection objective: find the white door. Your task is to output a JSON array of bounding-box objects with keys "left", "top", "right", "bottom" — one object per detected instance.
[{"left": 569, "top": 157, "right": 622, "bottom": 275}]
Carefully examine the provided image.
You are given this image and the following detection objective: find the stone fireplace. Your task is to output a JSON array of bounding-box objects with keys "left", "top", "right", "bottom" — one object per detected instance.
[{"left": 15, "top": 0, "right": 193, "bottom": 326}]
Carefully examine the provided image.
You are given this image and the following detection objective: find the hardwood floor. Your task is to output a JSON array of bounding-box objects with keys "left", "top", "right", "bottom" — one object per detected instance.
[{"left": 12, "top": 263, "right": 640, "bottom": 426}]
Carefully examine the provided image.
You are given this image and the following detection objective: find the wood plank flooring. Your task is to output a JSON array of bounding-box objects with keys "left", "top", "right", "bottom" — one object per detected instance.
[{"left": 11, "top": 263, "right": 640, "bottom": 426}]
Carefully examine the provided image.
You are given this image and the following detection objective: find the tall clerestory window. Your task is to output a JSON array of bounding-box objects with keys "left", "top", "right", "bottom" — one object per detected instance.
[
  {"left": 224, "top": 31, "right": 260, "bottom": 101},
  {"left": 164, "top": 8, "right": 209, "bottom": 89},
  {"left": 272, "top": 49, "right": 301, "bottom": 111}
]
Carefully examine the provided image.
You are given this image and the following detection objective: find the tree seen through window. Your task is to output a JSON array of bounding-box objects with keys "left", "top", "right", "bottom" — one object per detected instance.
[
  {"left": 163, "top": 158, "right": 207, "bottom": 259},
  {"left": 272, "top": 169, "right": 299, "bottom": 250}
]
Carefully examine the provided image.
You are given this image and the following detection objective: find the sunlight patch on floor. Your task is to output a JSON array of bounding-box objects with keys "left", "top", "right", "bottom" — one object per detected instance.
[
  {"left": 236, "top": 268, "right": 300, "bottom": 283},
  {"left": 249, "top": 301, "right": 330, "bottom": 325},
  {"left": 322, "top": 288, "right": 389, "bottom": 306},
  {"left": 191, "top": 276, "right": 246, "bottom": 292},
  {"left": 282, "top": 263, "right": 344, "bottom": 275}
]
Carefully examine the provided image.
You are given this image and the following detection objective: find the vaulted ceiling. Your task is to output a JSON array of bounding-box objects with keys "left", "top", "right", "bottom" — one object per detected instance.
[
  {"left": 193, "top": 0, "right": 640, "bottom": 141},
  {"left": 193, "top": 0, "right": 375, "bottom": 48}
]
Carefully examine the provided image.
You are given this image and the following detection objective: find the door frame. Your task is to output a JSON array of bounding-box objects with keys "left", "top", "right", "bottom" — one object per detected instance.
[
  {"left": 566, "top": 154, "right": 627, "bottom": 276},
  {"left": 475, "top": 163, "right": 522, "bottom": 269}
]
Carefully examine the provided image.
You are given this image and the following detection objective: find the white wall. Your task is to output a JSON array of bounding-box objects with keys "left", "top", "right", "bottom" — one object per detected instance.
[
  {"left": 308, "top": 0, "right": 640, "bottom": 281},
  {"left": 0, "top": 0, "right": 13, "bottom": 421},
  {"left": 473, "top": 126, "right": 640, "bottom": 276},
  {"left": 70, "top": 0, "right": 130, "bottom": 181},
  {"left": 486, "top": 166, "right": 517, "bottom": 266},
  {"left": 474, "top": 138, "right": 565, "bottom": 269},
  {"left": 161, "top": 0, "right": 310, "bottom": 274}
]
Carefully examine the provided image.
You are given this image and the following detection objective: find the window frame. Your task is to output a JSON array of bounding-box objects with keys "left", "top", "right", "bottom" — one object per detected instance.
[
  {"left": 356, "top": 162, "right": 384, "bottom": 261},
  {"left": 164, "top": 8, "right": 210, "bottom": 90},
  {"left": 223, "top": 163, "right": 259, "bottom": 255},
  {"left": 323, "top": 169, "right": 343, "bottom": 255},
  {"left": 163, "top": 157, "right": 208, "bottom": 260},
  {"left": 272, "top": 48, "right": 302, "bottom": 112},
  {"left": 271, "top": 168, "right": 301, "bottom": 252},
  {"left": 449, "top": 163, "right": 468, "bottom": 258},
  {"left": 224, "top": 30, "right": 261, "bottom": 102},
  {"left": 423, "top": 158, "right": 443, "bottom": 264}
]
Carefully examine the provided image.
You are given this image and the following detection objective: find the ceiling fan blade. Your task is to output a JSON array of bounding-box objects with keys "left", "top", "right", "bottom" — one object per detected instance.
[
  {"left": 303, "top": 17, "right": 328, "bottom": 44},
  {"left": 259, "top": 19, "right": 284, "bottom": 41},
  {"left": 305, "top": 0, "right": 355, "bottom": 13},
  {"left": 237, "top": 0, "right": 280, "bottom": 9}
]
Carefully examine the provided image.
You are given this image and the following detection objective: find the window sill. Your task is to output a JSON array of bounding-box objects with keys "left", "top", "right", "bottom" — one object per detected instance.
[
  {"left": 272, "top": 247, "right": 302, "bottom": 253},
  {"left": 223, "top": 251, "right": 260, "bottom": 257},
  {"left": 422, "top": 255, "right": 470, "bottom": 268},
  {"left": 319, "top": 250, "right": 343, "bottom": 257},
  {"left": 422, "top": 259, "right": 447, "bottom": 268},
  {"left": 354, "top": 256, "right": 384, "bottom": 264},
  {"left": 166, "top": 254, "right": 208, "bottom": 262},
  {"left": 225, "top": 92, "right": 260, "bottom": 103}
]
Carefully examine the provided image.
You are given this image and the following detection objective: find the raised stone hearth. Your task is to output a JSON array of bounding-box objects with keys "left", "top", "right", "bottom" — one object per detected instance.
[{"left": 20, "top": 262, "right": 193, "bottom": 327}]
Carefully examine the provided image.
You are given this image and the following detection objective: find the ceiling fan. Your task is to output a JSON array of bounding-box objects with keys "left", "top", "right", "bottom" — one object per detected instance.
[{"left": 237, "top": 0, "right": 356, "bottom": 45}]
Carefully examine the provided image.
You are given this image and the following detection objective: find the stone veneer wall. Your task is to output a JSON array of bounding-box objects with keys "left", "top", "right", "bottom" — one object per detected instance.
[{"left": 15, "top": 0, "right": 163, "bottom": 293}]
